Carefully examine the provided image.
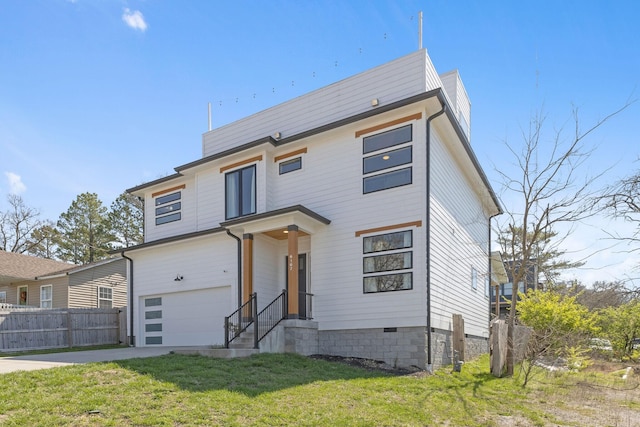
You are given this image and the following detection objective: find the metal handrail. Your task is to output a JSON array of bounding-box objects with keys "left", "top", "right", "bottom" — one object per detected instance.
[
  {"left": 255, "top": 289, "right": 288, "bottom": 345},
  {"left": 224, "top": 292, "right": 256, "bottom": 348}
]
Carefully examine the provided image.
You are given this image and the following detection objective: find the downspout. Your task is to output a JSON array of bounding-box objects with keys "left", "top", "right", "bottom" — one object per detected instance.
[
  {"left": 226, "top": 229, "right": 242, "bottom": 309},
  {"left": 426, "top": 101, "right": 446, "bottom": 373},
  {"left": 120, "top": 251, "right": 134, "bottom": 346}
]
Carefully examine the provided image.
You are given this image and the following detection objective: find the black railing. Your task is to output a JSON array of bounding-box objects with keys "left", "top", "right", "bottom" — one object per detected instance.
[
  {"left": 224, "top": 290, "right": 314, "bottom": 349},
  {"left": 255, "top": 289, "right": 288, "bottom": 345},
  {"left": 224, "top": 292, "right": 256, "bottom": 348}
]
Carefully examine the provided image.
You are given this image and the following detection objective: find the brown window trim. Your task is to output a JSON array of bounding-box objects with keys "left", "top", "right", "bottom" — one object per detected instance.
[
  {"left": 355, "top": 112, "right": 423, "bottom": 138},
  {"left": 355, "top": 220, "right": 422, "bottom": 237},
  {"left": 220, "top": 155, "right": 263, "bottom": 173},
  {"left": 274, "top": 147, "right": 308, "bottom": 162},
  {"left": 152, "top": 184, "right": 186, "bottom": 198}
]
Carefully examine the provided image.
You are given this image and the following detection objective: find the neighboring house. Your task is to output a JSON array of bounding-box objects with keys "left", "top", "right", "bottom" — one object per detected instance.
[
  {"left": 491, "top": 259, "right": 540, "bottom": 318},
  {"left": 0, "top": 251, "right": 126, "bottom": 308},
  {"left": 118, "top": 48, "right": 502, "bottom": 370}
]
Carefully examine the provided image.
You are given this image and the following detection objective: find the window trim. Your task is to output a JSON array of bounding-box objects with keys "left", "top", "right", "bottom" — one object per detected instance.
[
  {"left": 40, "top": 284, "right": 53, "bottom": 308},
  {"left": 98, "top": 286, "right": 113, "bottom": 308},
  {"left": 18, "top": 285, "right": 28, "bottom": 306},
  {"left": 279, "top": 157, "right": 302, "bottom": 175},
  {"left": 154, "top": 190, "right": 182, "bottom": 226},
  {"left": 362, "top": 229, "right": 414, "bottom": 294}
]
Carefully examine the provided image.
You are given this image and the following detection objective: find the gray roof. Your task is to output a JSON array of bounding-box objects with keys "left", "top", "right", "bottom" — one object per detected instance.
[{"left": 0, "top": 251, "right": 74, "bottom": 285}]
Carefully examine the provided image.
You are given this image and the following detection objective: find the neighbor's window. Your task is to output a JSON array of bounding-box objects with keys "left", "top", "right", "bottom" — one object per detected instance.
[
  {"left": 0, "top": 291, "right": 6, "bottom": 304},
  {"left": 226, "top": 164, "right": 256, "bottom": 219},
  {"left": 18, "top": 286, "right": 28, "bottom": 306},
  {"left": 279, "top": 157, "right": 302, "bottom": 174},
  {"left": 98, "top": 286, "right": 113, "bottom": 308},
  {"left": 363, "top": 230, "right": 413, "bottom": 293},
  {"left": 471, "top": 267, "right": 478, "bottom": 290},
  {"left": 40, "top": 285, "right": 53, "bottom": 308},
  {"left": 362, "top": 125, "right": 413, "bottom": 194},
  {"left": 155, "top": 191, "right": 181, "bottom": 225}
]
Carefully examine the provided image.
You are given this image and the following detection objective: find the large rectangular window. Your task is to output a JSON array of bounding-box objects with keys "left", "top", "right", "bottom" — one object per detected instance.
[
  {"left": 40, "top": 285, "right": 52, "bottom": 308},
  {"left": 155, "top": 191, "right": 182, "bottom": 226},
  {"left": 362, "top": 229, "right": 413, "bottom": 293},
  {"left": 362, "top": 124, "right": 413, "bottom": 194},
  {"left": 226, "top": 164, "right": 256, "bottom": 219}
]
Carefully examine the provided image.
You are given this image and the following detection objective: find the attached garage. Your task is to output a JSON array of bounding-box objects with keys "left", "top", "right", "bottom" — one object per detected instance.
[{"left": 141, "top": 286, "right": 232, "bottom": 347}]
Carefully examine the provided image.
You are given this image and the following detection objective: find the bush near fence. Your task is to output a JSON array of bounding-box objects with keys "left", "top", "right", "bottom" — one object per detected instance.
[{"left": 0, "top": 305, "right": 127, "bottom": 352}]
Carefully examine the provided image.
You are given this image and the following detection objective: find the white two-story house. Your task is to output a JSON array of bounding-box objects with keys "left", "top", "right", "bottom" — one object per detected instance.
[{"left": 118, "top": 48, "right": 501, "bottom": 370}]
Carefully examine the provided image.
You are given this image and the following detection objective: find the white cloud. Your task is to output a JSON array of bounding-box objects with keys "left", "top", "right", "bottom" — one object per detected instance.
[
  {"left": 4, "top": 172, "right": 27, "bottom": 195},
  {"left": 122, "top": 8, "right": 148, "bottom": 32}
]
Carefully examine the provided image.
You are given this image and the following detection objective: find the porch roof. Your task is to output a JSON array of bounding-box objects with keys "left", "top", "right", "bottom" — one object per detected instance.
[{"left": 220, "top": 205, "right": 331, "bottom": 237}]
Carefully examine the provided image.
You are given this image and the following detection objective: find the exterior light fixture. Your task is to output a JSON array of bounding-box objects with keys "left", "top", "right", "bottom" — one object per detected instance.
[
  {"left": 174, "top": 275, "right": 183, "bottom": 282},
  {"left": 274, "top": 132, "right": 282, "bottom": 140},
  {"left": 382, "top": 155, "right": 390, "bottom": 160},
  {"left": 371, "top": 98, "right": 379, "bottom": 107}
]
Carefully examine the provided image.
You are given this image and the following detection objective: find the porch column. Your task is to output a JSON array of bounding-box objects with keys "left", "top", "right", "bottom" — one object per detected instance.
[
  {"left": 242, "top": 233, "right": 254, "bottom": 305},
  {"left": 287, "top": 225, "right": 299, "bottom": 318}
]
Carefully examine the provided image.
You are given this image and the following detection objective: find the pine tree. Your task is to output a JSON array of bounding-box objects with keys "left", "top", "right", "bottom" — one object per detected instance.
[
  {"left": 56, "top": 193, "right": 112, "bottom": 264},
  {"left": 107, "top": 192, "right": 143, "bottom": 249}
]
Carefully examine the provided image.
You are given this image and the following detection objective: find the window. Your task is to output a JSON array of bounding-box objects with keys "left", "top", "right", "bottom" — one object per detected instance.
[
  {"left": 155, "top": 191, "right": 181, "bottom": 225},
  {"left": 279, "top": 157, "right": 302, "bottom": 174},
  {"left": 18, "top": 286, "right": 28, "bottom": 306},
  {"left": 0, "top": 291, "right": 6, "bottom": 304},
  {"left": 471, "top": 267, "right": 478, "bottom": 290},
  {"left": 226, "top": 164, "right": 256, "bottom": 219},
  {"left": 363, "top": 230, "right": 413, "bottom": 293},
  {"left": 362, "top": 125, "right": 413, "bottom": 194},
  {"left": 98, "top": 286, "right": 113, "bottom": 308},
  {"left": 40, "top": 285, "right": 52, "bottom": 308}
]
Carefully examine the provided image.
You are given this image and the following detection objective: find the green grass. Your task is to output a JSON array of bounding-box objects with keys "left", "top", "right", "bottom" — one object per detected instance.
[
  {"left": 0, "top": 352, "right": 636, "bottom": 426},
  {"left": 0, "top": 344, "right": 123, "bottom": 358}
]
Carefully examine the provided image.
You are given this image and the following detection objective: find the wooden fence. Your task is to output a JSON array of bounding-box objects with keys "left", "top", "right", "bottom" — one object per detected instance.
[{"left": 0, "top": 306, "right": 127, "bottom": 352}]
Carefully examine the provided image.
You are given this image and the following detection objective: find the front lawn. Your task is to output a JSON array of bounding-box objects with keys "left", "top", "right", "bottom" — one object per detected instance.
[{"left": 0, "top": 352, "right": 637, "bottom": 426}]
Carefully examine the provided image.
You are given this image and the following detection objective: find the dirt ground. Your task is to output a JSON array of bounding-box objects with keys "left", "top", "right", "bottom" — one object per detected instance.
[{"left": 310, "top": 355, "right": 640, "bottom": 427}]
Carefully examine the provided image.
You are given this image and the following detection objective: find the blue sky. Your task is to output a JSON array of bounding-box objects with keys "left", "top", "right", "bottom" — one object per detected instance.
[{"left": 1, "top": 1, "right": 639, "bottom": 285}]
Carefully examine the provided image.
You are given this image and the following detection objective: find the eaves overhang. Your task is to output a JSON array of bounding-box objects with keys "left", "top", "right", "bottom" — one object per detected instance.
[
  {"left": 110, "top": 227, "right": 227, "bottom": 254},
  {"left": 124, "top": 88, "right": 501, "bottom": 215},
  {"left": 221, "top": 205, "right": 330, "bottom": 237}
]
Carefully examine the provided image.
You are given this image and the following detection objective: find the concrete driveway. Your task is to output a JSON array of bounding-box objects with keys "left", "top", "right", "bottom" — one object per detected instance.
[{"left": 0, "top": 347, "right": 183, "bottom": 374}]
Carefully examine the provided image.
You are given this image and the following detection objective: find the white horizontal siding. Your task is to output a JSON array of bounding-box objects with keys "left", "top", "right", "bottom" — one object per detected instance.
[
  {"left": 144, "top": 178, "right": 197, "bottom": 242},
  {"left": 428, "top": 129, "right": 490, "bottom": 337},
  {"left": 202, "top": 50, "right": 440, "bottom": 158}
]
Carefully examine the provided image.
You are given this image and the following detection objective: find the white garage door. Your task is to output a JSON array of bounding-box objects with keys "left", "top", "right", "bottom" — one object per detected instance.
[{"left": 142, "top": 286, "right": 232, "bottom": 347}]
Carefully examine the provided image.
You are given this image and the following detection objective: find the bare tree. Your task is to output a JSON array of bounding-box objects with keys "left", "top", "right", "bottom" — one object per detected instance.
[
  {"left": 597, "top": 164, "right": 640, "bottom": 279},
  {"left": 0, "top": 194, "right": 43, "bottom": 253},
  {"left": 496, "top": 103, "right": 631, "bottom": 376}
]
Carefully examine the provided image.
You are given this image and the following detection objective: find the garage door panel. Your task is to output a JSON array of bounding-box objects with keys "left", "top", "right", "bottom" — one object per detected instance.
[{"left": 142, "top": 286, "right": 231, "bottom": 347}]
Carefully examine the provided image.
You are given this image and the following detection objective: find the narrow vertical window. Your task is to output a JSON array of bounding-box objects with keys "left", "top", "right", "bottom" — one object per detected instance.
[
  {"left": 40, "top": 285, "right": 53, "bottom": 308},
  {"left": 226, "top": 164, "right": 256, "bottom": 220}
]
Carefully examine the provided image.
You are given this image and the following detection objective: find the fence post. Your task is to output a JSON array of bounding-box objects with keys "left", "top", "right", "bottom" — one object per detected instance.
[{"left": 67, "top": 310, "right": 73, "bottom": 348}]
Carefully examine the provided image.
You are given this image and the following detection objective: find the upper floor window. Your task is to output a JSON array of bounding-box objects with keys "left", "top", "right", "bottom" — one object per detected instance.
[
  {"left": 362, "top": 125, "right": 413, "bottom": 194},
  {"left": 155, "top": 191, "right": 181, "bottom": 225},
  {"left": 40, "top": 285, "right": 53, "bottom": 308},
  {"left": 0, "top": 291, "right": 7, "bottom": 304},
  {"left": 226, "top": 164, "right": 256, "bottom": 220},
  {"left": 362, "top": 229, "right": 413, "bottom": 293},
  {"left": 279, "top": 157, "right": 302, "bottom": 174}
]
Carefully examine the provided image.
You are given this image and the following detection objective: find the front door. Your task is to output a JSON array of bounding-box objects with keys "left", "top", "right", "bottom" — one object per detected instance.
[{"left": 285, "top": 253, "right": 307, "bottom": 319}]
